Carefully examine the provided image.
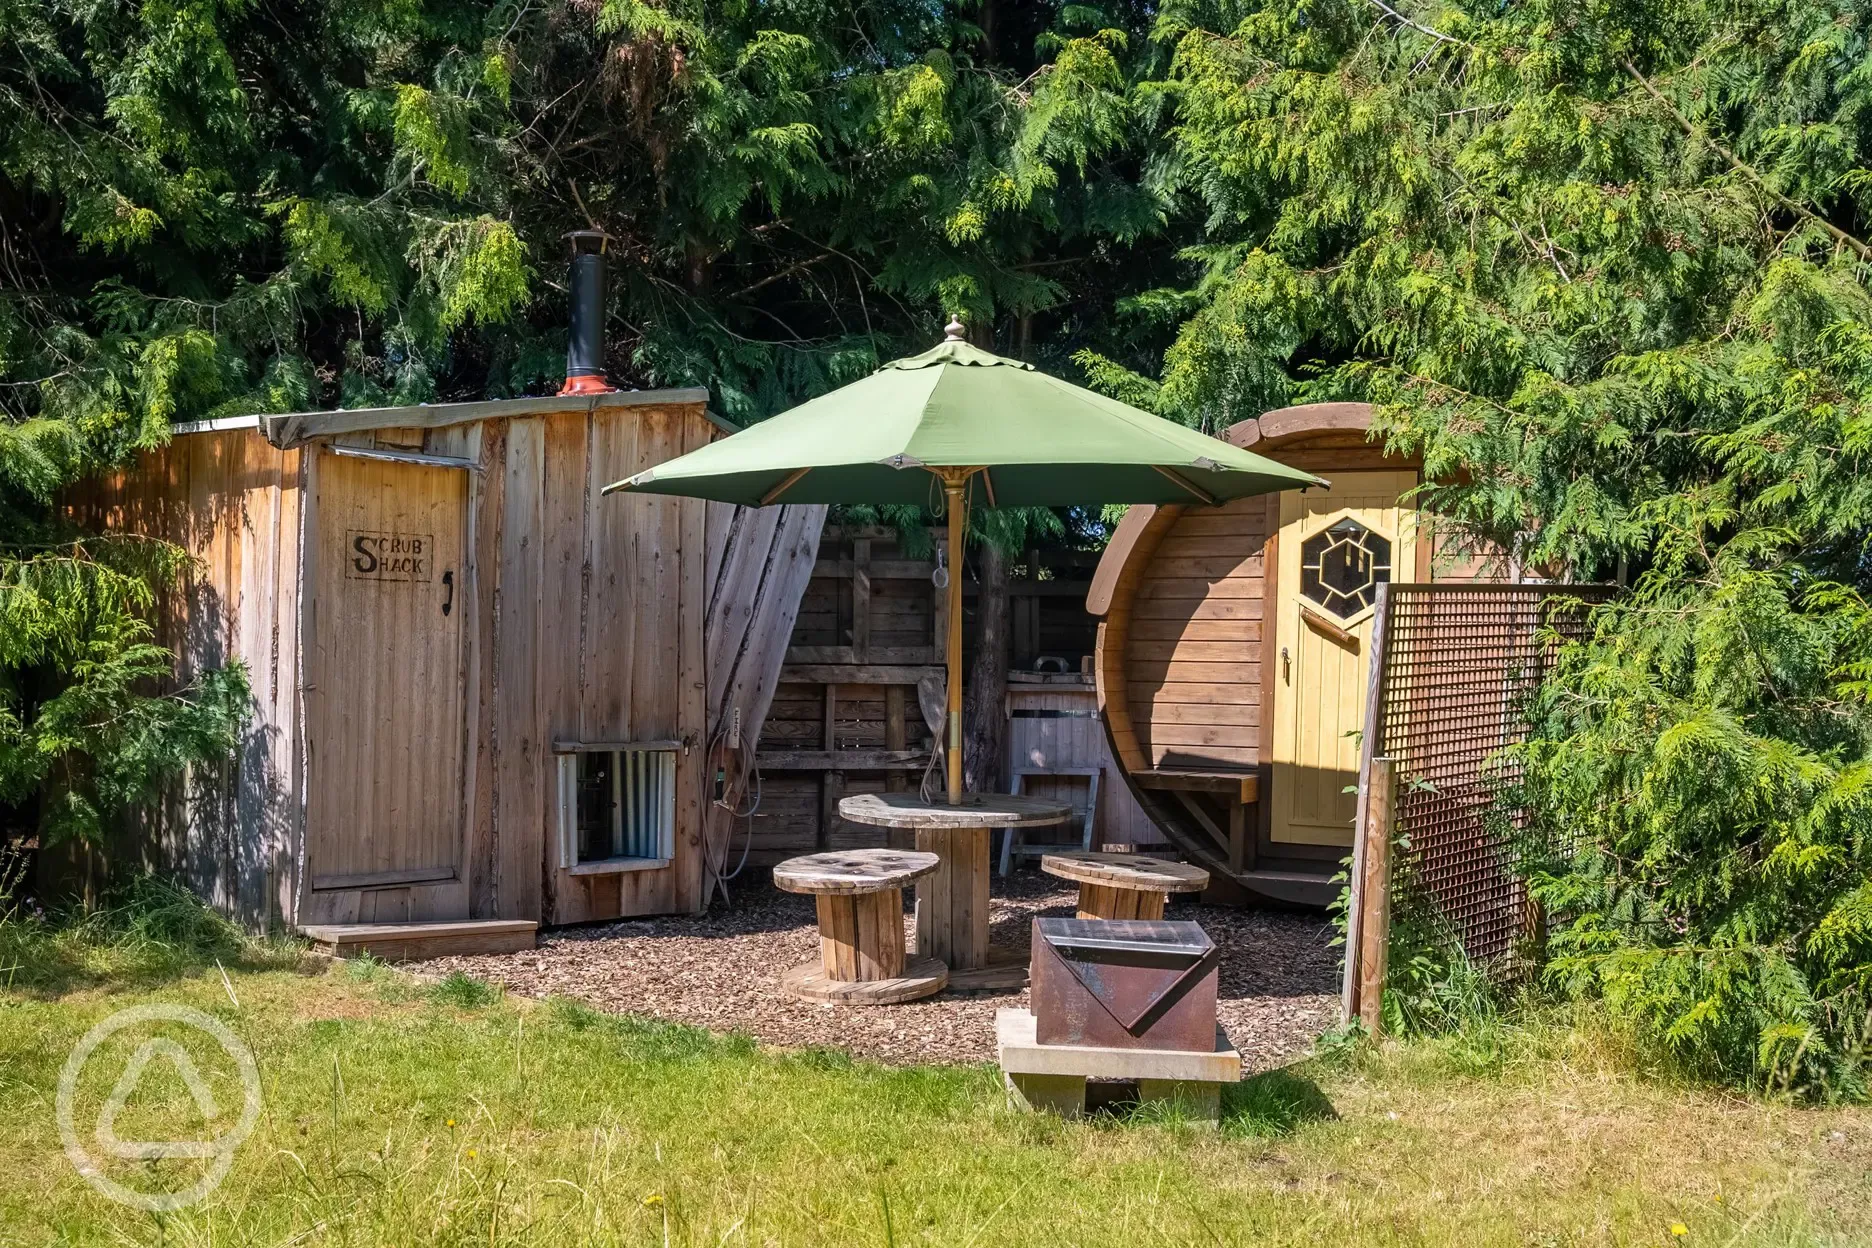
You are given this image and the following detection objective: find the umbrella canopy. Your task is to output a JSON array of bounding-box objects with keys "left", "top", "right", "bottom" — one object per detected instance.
[
  {"left": 608, "top": 322, "right": 1325, "bottom": 806},
  {"left": 602, "top": 332, "right": 1323, "bottom": 507}
]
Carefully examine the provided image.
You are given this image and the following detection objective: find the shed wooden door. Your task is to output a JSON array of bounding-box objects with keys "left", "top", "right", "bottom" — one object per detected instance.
[
  {"left": 305, "top": 452, "right": 471, "bottom": 897},
  {"left": 1270, "top": 471, "right": 1415, "bottom": 847}
]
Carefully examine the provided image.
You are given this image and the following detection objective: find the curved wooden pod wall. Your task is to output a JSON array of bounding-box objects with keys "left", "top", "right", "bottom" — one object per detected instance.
[
  {"left": 1089, "top": 402, "right": 1424, "bottom": 905},
  {"left": 1089, "top": 500, "right": 1269, "bottom": 775}
]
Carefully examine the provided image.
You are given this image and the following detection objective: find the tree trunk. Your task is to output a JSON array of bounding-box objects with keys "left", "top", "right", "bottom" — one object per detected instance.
[{"left": 963, "top": 542, "right": 1009, "bottom": 796}]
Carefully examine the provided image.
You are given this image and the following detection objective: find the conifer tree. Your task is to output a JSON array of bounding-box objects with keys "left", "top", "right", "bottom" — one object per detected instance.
[
  {"left": 0, "top": 2, "right": 1165, "bottom": 844},
  {"left": 1063, "top": 0, "right": 1872, "bottom": 1094}
]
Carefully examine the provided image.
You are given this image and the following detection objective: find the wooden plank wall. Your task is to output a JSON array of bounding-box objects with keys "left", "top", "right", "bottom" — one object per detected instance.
[
  {"left": 1010, "top": 547, "right": 1101, "bottom": 670},
  {"left": 745, "top": 526, "right": 942, "bottom": 866},
  {"left": 525, "top": 403, "right": 713, "bottom": 924},
  {"left": 1095, "top": 505, "right": 1183, "bottom": 776},
  {"left": 323, "top": 404, "right": 714, "bottom": 926},
  {"left": 700, "top": 499, "right": 828, "bottom": 895},
  {"left": 61, "top": 403, "right": 724, "bottom": 930},
  {"left": 741, "top": 528, "right": 1157, "bottom": 866},
  {"left": 750, "top": 680, "right": 928, "bottom": 863},
  {"left": 60, "top": 432, "right": 305, "bottom": 928},
  {"left": 1122, "top": 497, "right": 1272, "bottom": 770},
  {"left": 1006, "top": 679, "right": 1162, "bottom": 846},
  {"left": 787, "top": 529, "right": 940, "bottom": 664}
]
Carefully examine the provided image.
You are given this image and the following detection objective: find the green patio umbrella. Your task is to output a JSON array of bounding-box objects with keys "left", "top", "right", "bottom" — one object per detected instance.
[{"left": 605, "top": 321, "right": 1324, "bottom": 805}]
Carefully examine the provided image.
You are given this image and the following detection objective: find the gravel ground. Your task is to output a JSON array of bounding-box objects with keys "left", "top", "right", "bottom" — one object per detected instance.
[{"left": 420, "top": 871, "right": 1341, "bottom": 1070}]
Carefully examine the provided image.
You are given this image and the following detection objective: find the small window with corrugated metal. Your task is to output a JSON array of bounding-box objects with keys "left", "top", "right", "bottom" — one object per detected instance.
[{"left": 554, "top": 742, "right": 677, "bottom": 874}]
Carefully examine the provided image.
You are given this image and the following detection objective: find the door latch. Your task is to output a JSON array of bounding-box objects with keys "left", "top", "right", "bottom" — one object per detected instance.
[
  {"left": 441, "top": 569, "right": 454, "bottom": 616},
  {"left": 1282, "top": 645, "right": 1290, "bottom": 683}
]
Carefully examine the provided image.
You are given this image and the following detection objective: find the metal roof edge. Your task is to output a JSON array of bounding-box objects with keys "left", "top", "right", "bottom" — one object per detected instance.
[
  {"left": 259, "top": 387, "right": 714, "bottom": 448},
  {"left": 170, "top": 415, "right": 263, "bottom": 435}
]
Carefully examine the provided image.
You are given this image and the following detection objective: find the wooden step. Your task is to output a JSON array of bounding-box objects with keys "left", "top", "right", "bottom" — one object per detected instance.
[
  {"left": 1231, "top": 869, "right": 1340, "bottom": 908},
  {"left": 299, "top": 919, "right": 537, "bottom": 961}
]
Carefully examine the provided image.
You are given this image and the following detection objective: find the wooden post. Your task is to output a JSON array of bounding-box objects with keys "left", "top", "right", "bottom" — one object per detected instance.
[
  {"left": 819, "top": 682, "right": 841, "bottom": 850},
  {"left": 943, "top": 477, "right": 967, "bottom": 805},
  {"left": 1343, "top": 581, "right": 1394, "bottom": 1023},
  {"left": 819, "top": 770, "right": 844, "bottom": 851},
  {"left": 962, "top": 540, "right": 1009, "bottom": 797},
  {"left": 884, "top": 684, "right": 907, "bottom": 757},
  {"left": 850, "top": 537, "right": 872, "bottom": 662},
  {"left": 1356, "top": 756, "right": 1396, "bottom": 1035},
  {"left": 932, "top": 540, "right": 949, "bottom": 665},
  {"left": 884, "top": 683, "right": 909, "bottom": 818},
  {"left": 1227, "top": 800, "right": 1248, "bottom": 873},
  {"left": 1019, "top": 542, "right": 1040, "bottom": 665}
]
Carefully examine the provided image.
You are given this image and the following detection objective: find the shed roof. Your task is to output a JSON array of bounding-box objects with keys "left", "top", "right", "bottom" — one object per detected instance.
[{"left": 171, "top": 387, "right": 727, "bottom": 447}]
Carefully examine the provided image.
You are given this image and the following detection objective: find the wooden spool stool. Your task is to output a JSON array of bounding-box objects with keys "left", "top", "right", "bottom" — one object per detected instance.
[
  {"left": 773, "top": 849, "right": 948, "bottom": 1004},
  {"left": 1040, "top": 851, "right": 1211, "bottom": 921}
]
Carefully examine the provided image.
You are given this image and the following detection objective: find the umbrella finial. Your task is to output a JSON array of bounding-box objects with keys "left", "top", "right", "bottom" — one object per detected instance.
[{"left": 943, "top": 315, "right": 966, "bottom": 342}]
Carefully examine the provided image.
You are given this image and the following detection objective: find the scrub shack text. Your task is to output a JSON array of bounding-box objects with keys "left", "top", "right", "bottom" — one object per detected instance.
[{"left": 345, "top": 530, "right": 434, "bottom": 583}]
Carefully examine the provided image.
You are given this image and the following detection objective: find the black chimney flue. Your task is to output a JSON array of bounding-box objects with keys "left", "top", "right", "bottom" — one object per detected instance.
[{"left": 560, "top": 229, "right": 615, "bottom": 396}]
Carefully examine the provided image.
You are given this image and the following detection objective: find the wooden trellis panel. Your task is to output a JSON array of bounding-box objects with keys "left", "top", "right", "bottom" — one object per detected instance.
[{"left": 1343, "top": 582, "right": 1614, "bottom": 1021}]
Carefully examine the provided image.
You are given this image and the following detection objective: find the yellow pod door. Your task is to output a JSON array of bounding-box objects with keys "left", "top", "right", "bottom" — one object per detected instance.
[{"left": 1270, "top": 471, "right": 1415, "bottom": 847}]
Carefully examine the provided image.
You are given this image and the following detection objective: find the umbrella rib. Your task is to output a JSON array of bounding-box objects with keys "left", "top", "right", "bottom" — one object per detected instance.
[
  {"left": 1152, "top": 465, "right": 1220, "bottom": 506},
  {"left": 981, "top": 467, "right": 998, "bottom": 507},
  {"left": 760, "top": 467, "right": 811, "bottom": 505}
]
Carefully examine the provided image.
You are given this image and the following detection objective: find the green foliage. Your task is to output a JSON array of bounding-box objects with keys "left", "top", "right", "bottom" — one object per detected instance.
[
  {"left": 429, "top": 971, "right": 501, "bottom": 1009},
  {"left": 1521, "top": 579, "right": 1872, "bottom": 1099},
  {"left": 1380, "top": 925, "right": 1503, "bottom": 1045},
  {"left": 1218, "top": 1067, "right": 1338, "bottom": 1138},
  {"left": 0, "top": 860, "right": 296, "bottom": 991},
  {"left": 13, "top": 0, "right": 1871, "bottom": 1103},
  {"left": 1093, "top": 0, "right": 1872, "bottom": 1096},
  {"left": 0, "top": 2, "right": 1175, "bottom": 847},
  {"left": 0, "top": 538, "right": 250, "bottom": 844},
  {"left": 1334, "top": 841, "right": 1505, "bottom": 1043}
]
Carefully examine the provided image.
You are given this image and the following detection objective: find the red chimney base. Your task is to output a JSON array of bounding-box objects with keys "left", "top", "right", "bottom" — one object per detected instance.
[{"left": 558, "top": 374, "right": 616, "bottom": 396}]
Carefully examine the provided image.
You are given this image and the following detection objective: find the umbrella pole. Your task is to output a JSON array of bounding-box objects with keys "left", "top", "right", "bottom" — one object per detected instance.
[{"left": 943, "top": 477, "right": 966, "bottom": 805}]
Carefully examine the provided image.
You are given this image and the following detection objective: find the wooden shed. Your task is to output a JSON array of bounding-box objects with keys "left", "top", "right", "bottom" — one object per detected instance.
[
  {"left": 62, "top": 391, "right": 821, "bottom": 952},
  {"left": 1087, "top": 402, "right": 1504, "bottom": 906}
]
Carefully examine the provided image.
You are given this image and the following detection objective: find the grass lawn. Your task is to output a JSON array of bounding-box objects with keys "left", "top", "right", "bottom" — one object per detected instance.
[{"left": 0, "top": 954, "right": 1868, "bottom": 1247}]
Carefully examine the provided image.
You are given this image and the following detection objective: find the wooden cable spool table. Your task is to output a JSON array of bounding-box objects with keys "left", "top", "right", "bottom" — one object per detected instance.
[
  {"left": 773, "top": 849, "right": 948, "bottom": 1004},
  {"left": 1040, "top": 851, "right": 1211, "bottom": 920},
  {"left": 837, "top": 792, "right": 1071, "bottom": 991}
]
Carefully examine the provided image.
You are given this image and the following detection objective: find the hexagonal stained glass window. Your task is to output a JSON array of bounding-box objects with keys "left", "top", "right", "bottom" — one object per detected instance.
[{"left": 1300, "top": 518, "right": 1392, "bottom": 619}]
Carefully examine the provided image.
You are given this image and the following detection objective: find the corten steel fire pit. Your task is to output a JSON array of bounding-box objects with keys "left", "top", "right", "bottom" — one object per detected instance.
[{"left": 1029, "top": 917, "right": 1220, "bottom": 1052}]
